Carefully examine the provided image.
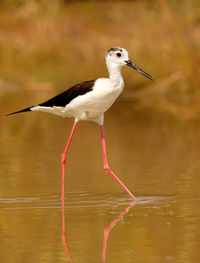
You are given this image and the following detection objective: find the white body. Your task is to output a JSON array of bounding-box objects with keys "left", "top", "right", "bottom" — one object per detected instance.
[
  {"left": 32, "top": 47, "right": 130, "bottom": 125},
  {"left": 33, "top": 78, "right": 124, "bottom": 125}
]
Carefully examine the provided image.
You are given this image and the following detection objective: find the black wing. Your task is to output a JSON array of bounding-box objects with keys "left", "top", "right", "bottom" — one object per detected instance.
[
  {"left": 7, "top": 79, "right": 96, "bottom": 116},
  {"left": 39, "top": 79, "right": 95, "bottom": 107}
]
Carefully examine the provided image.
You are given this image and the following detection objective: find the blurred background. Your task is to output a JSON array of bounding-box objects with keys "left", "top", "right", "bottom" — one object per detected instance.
[
  {"left": 0, "top": 0, "right": 200, "bottom": 117},
  {"left": 1, "top": 1, "right": 200, "bottom": 263}
]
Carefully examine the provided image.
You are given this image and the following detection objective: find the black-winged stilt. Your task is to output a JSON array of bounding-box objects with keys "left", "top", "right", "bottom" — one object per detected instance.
[{"left": 7, "top": 47, "right": 153, "bottom": 201}]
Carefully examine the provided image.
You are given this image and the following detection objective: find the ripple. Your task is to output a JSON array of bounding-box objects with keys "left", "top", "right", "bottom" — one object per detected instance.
[{"left": 0, "top": 192, "right": 171, "bottom": 210}]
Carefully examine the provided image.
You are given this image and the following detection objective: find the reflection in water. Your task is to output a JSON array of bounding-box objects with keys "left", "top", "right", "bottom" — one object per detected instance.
[
  {"left": 102, "top": 202, "right": 135, "bottom": 263},
  {"left": 62, "top": 196, "right": 74, "bottom": 263},
  {"left": 61, "top": 197, "right": 135, "bottom": 263}
]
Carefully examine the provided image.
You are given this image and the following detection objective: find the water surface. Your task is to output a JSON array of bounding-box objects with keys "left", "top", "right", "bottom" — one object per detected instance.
[{"left": 1, "top": 101, "right": 200, "bottom": 263}]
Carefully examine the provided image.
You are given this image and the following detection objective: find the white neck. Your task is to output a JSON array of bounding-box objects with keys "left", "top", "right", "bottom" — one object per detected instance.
[{"left": 107, "top": 62, "right": 124, "bottom": 85}]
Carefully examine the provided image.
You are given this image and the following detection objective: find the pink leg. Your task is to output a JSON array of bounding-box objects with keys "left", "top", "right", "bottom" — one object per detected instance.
[
  {"left": 100, "top": 125, "right": 136, "bottom": 201},
  {"left": 61, "top": 121, "right": 77, "bottom": 204}
]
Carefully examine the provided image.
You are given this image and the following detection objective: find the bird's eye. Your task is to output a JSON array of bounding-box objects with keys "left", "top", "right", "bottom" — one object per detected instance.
[{"left": 116, "top": 52, "right": 121, "bottom": 57}]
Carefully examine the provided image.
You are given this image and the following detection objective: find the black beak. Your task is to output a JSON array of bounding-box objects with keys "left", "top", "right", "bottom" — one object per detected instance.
[{"left": 125, "top": 60, "right": 154, "bottom": 80}]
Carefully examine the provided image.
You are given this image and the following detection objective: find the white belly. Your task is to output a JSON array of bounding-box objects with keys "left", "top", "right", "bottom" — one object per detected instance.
[
  {"left": 32, "top": 78, "right": 124, "bottom": 124},
  {"left": 65, "top": 78, "right": 124, "bottom": 120}
]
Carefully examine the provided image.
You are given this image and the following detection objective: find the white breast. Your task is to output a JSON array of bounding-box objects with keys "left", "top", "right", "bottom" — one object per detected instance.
[{"left": 64, "top": 78, "right": 124, "bottom": 121}]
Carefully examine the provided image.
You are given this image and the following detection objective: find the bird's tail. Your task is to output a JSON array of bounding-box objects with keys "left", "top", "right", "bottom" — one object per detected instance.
[{"left": 6, "top": 106, "right": 34, "bottom": 116}]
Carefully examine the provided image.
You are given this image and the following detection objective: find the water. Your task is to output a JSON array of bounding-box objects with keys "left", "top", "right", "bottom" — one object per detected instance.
[{"left": 1, "top": 100, "right": 200, "bottom": 263}]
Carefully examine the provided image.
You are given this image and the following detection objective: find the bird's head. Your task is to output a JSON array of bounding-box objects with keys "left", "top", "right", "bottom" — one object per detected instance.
[{"left": 105, "top": 46, "right": 154, "bottom": 80}]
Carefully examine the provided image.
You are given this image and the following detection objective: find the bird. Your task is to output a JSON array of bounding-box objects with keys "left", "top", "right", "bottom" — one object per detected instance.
[{"left": 7, "top": 46, "right": 154, "bottom": 201}]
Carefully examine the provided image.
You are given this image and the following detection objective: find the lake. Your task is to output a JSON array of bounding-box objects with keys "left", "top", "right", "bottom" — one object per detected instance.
[{"left": 1, "top": 98, "right": 200, "bottom": 262}]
